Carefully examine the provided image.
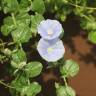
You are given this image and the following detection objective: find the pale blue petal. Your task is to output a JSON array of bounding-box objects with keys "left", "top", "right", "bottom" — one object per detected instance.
[
  {"left": 37, "top": 38, "right": 65, "bottom": 62},
  {"left": 37, "top": 19, "right": 63, "bottom": 40}
]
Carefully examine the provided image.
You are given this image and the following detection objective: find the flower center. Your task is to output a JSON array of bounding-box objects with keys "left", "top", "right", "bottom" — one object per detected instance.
[
  {"left": 47, "top": 29, "right": 53, "bottom": 35},
  {"left": 47, "top": 47, "right": 53, "bottom": 53}
]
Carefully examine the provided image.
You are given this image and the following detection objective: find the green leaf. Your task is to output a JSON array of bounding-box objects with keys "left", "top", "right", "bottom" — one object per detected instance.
[
  {"left": 88, "top": 31, "right": 96, "bottom": 44},
  {"left": 74, "top": 7, "right": 85, "bottom": 16},
  {"left": 19, "top": 0, "right": 30, "bottom": 13},
  {"left": 85, "top": 22, "right": 96, "bottom": 30},
  {"left": 24, "top": 61, "right": 43, "bottom": 78},
  {"left": 10, "top": 74, "right": 28, "bottom": 95},
  {"left": 1, "top": 25, "right": 14, "bottom": 36},
  {"left": 16, "top": 13, "right": 31, "bottom": 25},
  {"left": 55, "top": 83, "right": 76, "bottom": 96},
  {"left": 60, "top": 59, "right": 79, "bottom": 78},
  {"left": 3, "top": 48, "right": 12, "bottom": 56},
  {"left": 11, "top": 23, "right": 32, "bottom": 43},
  {"left": 11, "top": 61, "right": 26, "bottom": 69},
  {"left": 60, "top": 14, "right": 66, "bottom": 22},
  {"left": 11, "top": 75, "right": 28, "bottom": 91},
  {"left": 12, "top": 49, "right": 27, "bottom": 63},
  {"left": 32, "top": 0, "right": 45, "bottom": 14},
  {"left": 1, "top": 16, "right": 15, "bottom": 36},
  {"left": 3, "top": 0, "right": 19, "bottom": 13},
  {"left": 21, "top": 82, "right": 41, "bottom": 96},
  {"left": 1, "top": 13, "right": 31, "bottom": 40},
  {"left": 11, "top": 49, "right": 27, "bottom": 68},
  {"left": 31, "top": 14, "right": 44, "bottom": 35},
  {"left": 80, "top": 17, "right": 96, "bottom": 31}
]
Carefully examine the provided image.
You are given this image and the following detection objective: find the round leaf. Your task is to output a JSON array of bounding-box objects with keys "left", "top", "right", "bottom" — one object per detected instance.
[
  {"left": 3, "top": 0, "right": 19, "bottom": 13},
  {"left": 10, "top": 74, "right": 28, "bottom": 95},
  {"left": 12, "top": 49, "right": 27, "bottom": 63},
  {"left": 56, "top": 83, "right": 76, "bottom": 96},
  {"left": 11, "top": 49, "right": 27, "bottom": 68},
  {"left": 10, "top": 75, "right": 28, "bottom": 92},
  {"left": 1, "top": 16, "right": 15, "bottom": 36},
  {"left": 24, "top": 61, "right": 43, "bottom": 78},
  {"left": 21, "top": 82, "right": 41, "bottom": 96},
  {"left": 11, "top": 23, "right": 32, "bottom": 43},
  {"left": 60, "top": 59, "right": 79, "bottom": 78},
  {"left": 31, "top": 0, "right": 45, "bottom": 14}
]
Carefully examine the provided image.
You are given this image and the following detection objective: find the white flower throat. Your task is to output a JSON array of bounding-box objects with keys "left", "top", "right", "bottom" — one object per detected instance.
[{"left": 47, "top": 29, "right": 53, "bottom": 35}]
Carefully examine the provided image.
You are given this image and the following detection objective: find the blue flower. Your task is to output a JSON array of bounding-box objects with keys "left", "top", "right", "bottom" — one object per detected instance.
[
  {"left": 38, "top": 19, "right": 63, "bottom": 40},
  {"left": 37, "top": 38, "right": 65, "bottom": 62}
]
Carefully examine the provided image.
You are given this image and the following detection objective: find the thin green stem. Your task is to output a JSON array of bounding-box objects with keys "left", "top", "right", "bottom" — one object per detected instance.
[
  {"left": 81, "top": 14, "right": 92, "bottom": 22},
  {"left": 0, "top": 39, "right": 5, "bottom": 50},
  {"left": 28, "top": 79, "right": 30, "bottom": 85},
  {"left": 19, "top": 43, "right": 23, "bottom": 50},
  {"left": 75, "top": 0, "right": 78, "bottom": 8},
  {"left": 67, "top": 1, "right": 96, "bottom": 10},
  {"left": 0, "top": 42, "right": 15, "bottom": 46},
  {"left": 63, "top": 76, "right": 68, "bottom": 87},
  {"left": 8, "top": 42, "right": 15, "bottom": 46},
  {"left": 0, "top": 80, "right": 14, "bottom": 89},
  {"left": 13, "top": 69, "right": 19, "bottom": 75},
  {"left": 11, "top": 13, "right": 17, "bottom": 26},
  {"left": 0, "top": 43, "right": 6, "bottom": 46}
]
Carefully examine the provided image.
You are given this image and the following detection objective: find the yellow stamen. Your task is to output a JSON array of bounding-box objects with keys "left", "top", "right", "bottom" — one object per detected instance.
[{"left": 47, "top": 47, "right": 53, "bottom": 53}]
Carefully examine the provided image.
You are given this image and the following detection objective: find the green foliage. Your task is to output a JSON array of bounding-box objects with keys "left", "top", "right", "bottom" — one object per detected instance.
[
  {"left": 2, "top": 0, "right": 19, "bottom": 13},
  {"left": 1, "top": 0, "right": 45, "bottom": 14},
  {"left": 11, "top": 23, "right": 32, "bottom": 43},
  {"left": 88, "top": 31, "right": 96, "bottom": 44},
  {"left": 45, "top": 0, "right": 96, "bottom": 43},
  {"left": 11, "top": 49, "right": 27, "bottom": 68},
  {"left": 15, "top": 13, "right": 31, "bottom": 25},
  {"left": 32, "top": 0, "right": 45, "bottom": 14},
  {"left": 10, "top": 74, "right": 28, "bottom": 92},
  {"left": 1, "top": 16, "right": 15, "bottom": 36},
  {"left": 31, "top": 13, "right": 44, "bottom": 35},
  {"left": 80, "top": 15, "right": 96, "bottom": 31},
  {"left": 0, "top": 0, "right": 45, "bottom": 95},
  {"left": 24, "top": 61, "right": 43, "bottom": 78},
  {"left": 80, "top": 16, "right": 96, "bottom": 43},
  {"left": 10, "top": 73, "right": 41, "bottom": 96},
  {"left": 20, "top": 82, "right": 41, "bottom": 96},
  {"left": 3, "top": 48, "right": 12, "bottom": 56},
  {"left": 1, "top": 12, "right": 43, "bottom": 43},
  {"left": 45, "top": 0, "right": 73, "bottom": 21},
  {"left": 55, "top": 83, "right": 76, "bottom": 96},
  {"left": 18, "top": 0, "right": 30, "bottom": 13},
  {"left": 60, "top": 59, "right": 79, "bottom": 78},
  {"left": 0, "top": 0, "right": 81, "bottom": 96}
]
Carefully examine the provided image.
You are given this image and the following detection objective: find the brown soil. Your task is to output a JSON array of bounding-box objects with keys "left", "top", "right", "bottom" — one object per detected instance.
[
  {"left": 65, "top": 35, "right": 96, "bottom": 96},
  {"left": 63, "top": 16, "right": 96, "bottom": 96}
]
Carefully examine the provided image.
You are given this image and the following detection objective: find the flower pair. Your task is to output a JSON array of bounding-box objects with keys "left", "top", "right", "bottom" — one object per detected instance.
[{"left": 37, "top": 19, "right": 65, "bottom": 62}]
